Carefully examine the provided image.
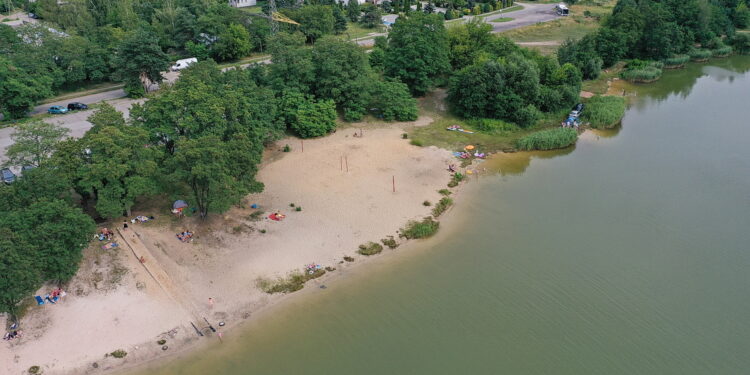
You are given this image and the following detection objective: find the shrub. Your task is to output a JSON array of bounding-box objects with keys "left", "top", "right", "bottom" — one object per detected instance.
[
  {"left": 431, "top": 197, "right": 453, "bottom": 217},
  {"left": 410, "top": 139, "right": 424, "bottom": 147},
  {"left": 281, "top": 91, "right": 337, "bottom": 138},
  {"left": 688, "top": 49, "right": 712, "bottom": 61},
  {"left": 110, "top": 350, "right": 127, "bottom": 358},
  {"left": 157, "top": 339, "right": 167, "bottom": 345},
  {"left": 402, "top": 133, "right": 408, "bottom": 139},
  {"left": 663, "top": 55, "right": 689, "bottom": 68},
  {"left": 257, "top": 268, "right": 326, "bottom": 294},
  {"left": 401, "top": 217, "right": 440, "bottom": 239},
  {"left": 369, "top": 80, "right": 419, "bottom": 121},
  {"left": 423, "top": 200, "right": 432, "bottom": 206},
  {"left": 516, "top": 128, "right": 578, "bottom": 151},
  {"left": 358, "top": 242, "right": 384, "bottom": 255},
  {"left": 381, "top": 236, "right": 399, "bottom": 249},
  {"left": 260, "top": 229, "right": 267, "bottom": 233},
  {"left": 438, "top": 189, "right": 451, "bottom": 196},
  {"left": 343, "top": 256, "right": 355, "bottom": 262},
  {"left": 295, "top": 206, "right": 302, "bottom": 212},
  {"left": 730, "top": 33, "right": 750, "bottom": 55},
  {"left": 581, "top": 95, "right": 626, "bottom": 129},
  {"left": 712, "top": 46, "right": 732, "bottom": 57},
  {"left": 283, "top": 144, "right": 291, "bottom": 152},
  {"left": 28, "top": 366, "right": 41, "bottom": 374},
  {"left": 249, "top": 211, "right": 264, "bottom": 221}
]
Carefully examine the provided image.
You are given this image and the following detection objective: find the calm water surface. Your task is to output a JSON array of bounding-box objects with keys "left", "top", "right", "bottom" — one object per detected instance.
[{"left": 138, "top": 57, "right": 750, "bottom": 375}]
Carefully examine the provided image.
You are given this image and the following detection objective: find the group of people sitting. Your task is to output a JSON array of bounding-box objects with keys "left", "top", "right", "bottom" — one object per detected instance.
[
  {"left": 3, "top": 330, "right": 22, "bottom": 341},
  {"left": 96, "top": 227, "right": 114, "bottom": 241},
  {"left": 36, "top": 288, "right": 66, "bottom": 306},
  {"left": 176, "top": 231, "right": 193, "bottom": 242}
]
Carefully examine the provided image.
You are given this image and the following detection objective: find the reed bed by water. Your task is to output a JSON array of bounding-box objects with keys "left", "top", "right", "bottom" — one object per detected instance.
[
  {"left": 582, "top": 95, "right": 626, "bottom": 129},
  {"left": 689, "top": 48, "right": 713, "bottom": 61},
  {"left": 515, "top": 128, "right": 578, "bottom": 151},
  {"left": 620, "top": 60, "right": 664, "bottom": 82},
  {"left": 400, "top": 217, "right": 440, "bottom": 239},
  {"left": 712, "top": 46, "right": 733, "bottom": 57},
  {"left": 663, "top": 55, "right": 689, "bottom": 68}
]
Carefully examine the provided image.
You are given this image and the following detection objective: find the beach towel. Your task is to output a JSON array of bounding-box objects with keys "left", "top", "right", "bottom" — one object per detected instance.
[
  {"left": 35, "top": 296, "right": 44, "bottom": 305},
  {"left": 269, "top": 213, "right": 285, "bottom": 221},
  {"left": 102, "top": 242, "right": 119, "bottom": 250}
]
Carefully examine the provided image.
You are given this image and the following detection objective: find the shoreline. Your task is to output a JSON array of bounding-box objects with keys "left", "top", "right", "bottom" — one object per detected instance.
[{"left": 1, "top": 120, "right": 472, "bottom": 375}]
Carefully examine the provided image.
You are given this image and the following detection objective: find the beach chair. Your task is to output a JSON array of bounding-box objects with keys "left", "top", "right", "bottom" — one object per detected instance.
[{"left": 35, "top": 296, "right": 45, "bottom": 305}]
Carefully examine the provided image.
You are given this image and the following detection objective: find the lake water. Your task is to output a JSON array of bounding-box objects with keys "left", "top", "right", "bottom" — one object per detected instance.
[{"left": 136, "top": 56, "right": 750, "bottom": 375}]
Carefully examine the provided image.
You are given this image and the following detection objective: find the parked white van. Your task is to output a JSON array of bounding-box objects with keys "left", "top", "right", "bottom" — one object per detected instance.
[{"left": 171, "top": 57, "right": 198, "bottom": 71}]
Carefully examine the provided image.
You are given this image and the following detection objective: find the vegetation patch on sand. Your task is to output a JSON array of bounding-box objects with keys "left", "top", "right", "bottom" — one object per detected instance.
[
  {"left": 257, "top": 268, "right": 326, "bottom": 294},
  {"left": 400, "top": 217, "right": 440, "bottom": 239},
  {"left": 357, "top": 241, "right": 384, "bottom": 256},
  {"left": 432, "top": 197, "right": 454, "bottom": 217},
  {"left": 581, "top": 95, "right": 626, "bottom": 128},
  {"left": 516, "top": 128, "right": 578, "bottom": 151},
  {"left": 381, "top": 236, "right": 399, "bottom": 249}
]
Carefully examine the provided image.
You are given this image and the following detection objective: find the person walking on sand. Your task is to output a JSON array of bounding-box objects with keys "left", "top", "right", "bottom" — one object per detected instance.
[{"left": 208, "top": 297, "right": 214, "bottom": 309}]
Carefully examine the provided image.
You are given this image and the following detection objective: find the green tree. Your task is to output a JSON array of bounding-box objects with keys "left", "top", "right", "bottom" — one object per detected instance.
[
  {"left": 76, "top": 104, "right": 161, "bottom": 218},
  {"left": 0, "top": 199, "right": 95, "bottom": 282},
  {"left": 359, "top": 3, "right": 383, "bottom": 28},
  {"left": 0, "top": 57, "right": 53, "bottom": 119},
  {"left": 186, "top": 40, "right": 211, "bottom": 61},
  {"left": 384, "top": 13, "right": 450, "bottom": 95},
  {"left": 4, "top": 120, "right": 70, "bottom": 168},
  {"left": 288, "top": 5, "right": 336, "bottom": 43},
  {"left": 0, "top": 229, "right": 40, "bottom": 317},
  {"left": 369, "top": 80, "right": 419, "bottom": 121},
  {"left": 312, "top": 36, "right": 375, "bottom": 121},
  {"left": 167, "top": 135, "right": 263, "bottom": 218},
  {"left": 347, "top": 0, "right": 361, "bottom": 22},
  {"left": 280, "top": 91, "right": 338, "bottom": 138},
  {"left": 268, "top": 32, "right": 316, "bottom": 93},
  {"left": 333, "top": 5, "right": 349, "bottom": 35},
  {"left": 212, "top": 23, "right": 252, "bottom": 62},
  {"left": 112, "top": 28, "right": 170, "bottom": 97}
]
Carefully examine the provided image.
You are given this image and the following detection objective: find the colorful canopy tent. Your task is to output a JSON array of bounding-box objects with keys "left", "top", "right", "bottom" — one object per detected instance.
[{"left": 173, "top": 200, "right": 188, "bottom": 209}]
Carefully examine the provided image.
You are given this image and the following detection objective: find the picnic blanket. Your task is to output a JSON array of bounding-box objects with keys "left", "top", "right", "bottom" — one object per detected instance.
[
  {"left": 101, "top": 242, "right": 119, "bottom": 250},
  {"left": 269, "top": 213, "right": 285, "bottom": 221}
]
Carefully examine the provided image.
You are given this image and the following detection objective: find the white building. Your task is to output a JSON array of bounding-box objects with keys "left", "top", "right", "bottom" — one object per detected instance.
[{"left": 229, "top": 0, "right": 257, "bottom": 7}]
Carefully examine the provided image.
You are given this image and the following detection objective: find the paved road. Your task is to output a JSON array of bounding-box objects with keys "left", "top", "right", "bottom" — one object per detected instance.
[
  {"left": 30, "top": 88, "right": 128, "bottom": 115},
  {"left": 485, "top": 2, "right": 560, "bottom": 32}
]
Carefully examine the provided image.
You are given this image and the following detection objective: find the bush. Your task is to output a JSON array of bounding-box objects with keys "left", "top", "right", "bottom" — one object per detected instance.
[
  {"left": 358, "top": 241, "right": 384, "bottom": 255},
  {"left": 280, "top": 91, "right": 337, "bottom": 138},
  {"left": 400, "top": 217, "right": 440, "bottom": 239},
  {"left": 620, "top": 60, "right": 663, "bottom": 82},
  {"left": 730, "top": 33, "right": 750, "bottom": 55},
  {"left": 28, "top": 366, "right": 41, "bottom": 374},
  {"left": 343, "top": 255, "right": 355, "bottom": 262},
  {"left": 257, "top": 268, "right": 326, "bottom": 294},
  {"left": 423, "top": 200, "right": 432, "bottom": 206},
  {"left": 283, "top": 144, "right": 291, "bottom": 152},
  {"left": 369, "top": 80, "right": 419, "bottom": 121},
  {"left": 438, "top": 189, "right": 452, "bottom": 196},
  {"left": 431, "top": 197, "right": 453, "bottom": 217},
  {"left": 295, "top": 206, "right": 302, "bottom": 211},
  {"left": 514, "top": 104, "right": 541, "bottom": 128},
  {"left": 662, "top": 55, "right": 689, "bottom": 68},
  {"left": 410, "top": 139, "right": 424, "bottom": 147},
  {"left": 157, "top": 339, "right": 167, "bottom": 345},
  {"left": 110, "top": 350, "right": 127, "bottom": 359},
  {"left": 516, "top": 128, "right": 578, "bottom": 151},
  {"left": 381, "top": 236, "right": 398, "bottom": 249},
  {"left": 581, "top": 95, "right": 626, "bottom": 129},
  {"left": 688, "top": 49, "right": 712, "bottom": 61},
  {"left": 712, "top": 46, "right": 732, "bottom": 57}
]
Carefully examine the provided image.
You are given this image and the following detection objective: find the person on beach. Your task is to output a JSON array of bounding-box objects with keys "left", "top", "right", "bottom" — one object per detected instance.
[
  {"left": 123, "top": 221, "right": 128, "bottom": 229},
  {"left": 208, "top": 297, "right": 214, "bottom": 308}
]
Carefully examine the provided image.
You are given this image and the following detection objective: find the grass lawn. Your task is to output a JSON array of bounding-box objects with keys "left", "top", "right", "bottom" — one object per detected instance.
[
  {"left": 346, "top": 22, "right": 384, "bottom": 39},
  {"left": 581, "top": 61, "right": 626, "bottom": 95},
  {"left": 408, "top": 90, "right": 568, "bottom": 153},
  {"left": 42, "top": 82, "right": 124, "bottom": 104}
]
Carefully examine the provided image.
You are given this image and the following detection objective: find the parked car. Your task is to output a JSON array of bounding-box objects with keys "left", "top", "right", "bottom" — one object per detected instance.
[
  {"left": 1, "top": 168, "right": 16, "bottom": 185},
  {"left": 67, "top": 102, "right": 88, "bottom": 111},
  {"left": 171, "top": 57, "right": 198, "bottom": 71},
  {"left": 47, "top": 105, "right": 68, "bottom": 114}
]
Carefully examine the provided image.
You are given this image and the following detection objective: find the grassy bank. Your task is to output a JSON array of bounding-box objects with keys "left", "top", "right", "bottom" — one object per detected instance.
[
  {"left": 516, "top": 128, "right": 578, "bottom": 150},
  {"left": 581, "top": 95, "right": 626, "bottom": 128}
]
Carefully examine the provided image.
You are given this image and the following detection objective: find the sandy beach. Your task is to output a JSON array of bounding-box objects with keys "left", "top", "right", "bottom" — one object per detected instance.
[{"left": 0, "top": 119, "right": 457, "bottom": 375}]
